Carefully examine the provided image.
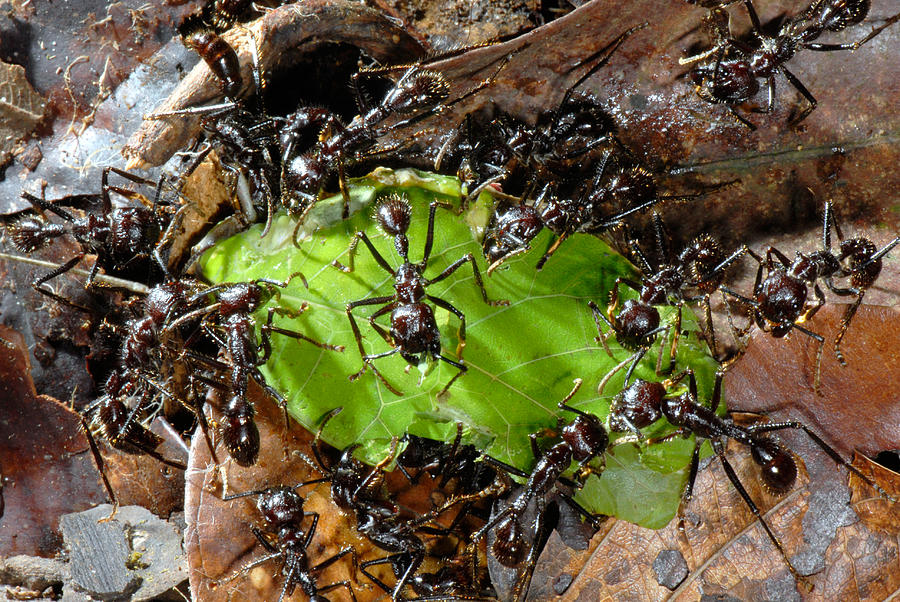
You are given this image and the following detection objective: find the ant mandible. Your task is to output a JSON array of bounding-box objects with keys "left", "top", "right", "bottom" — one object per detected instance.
[
  {"left": 681, "top": 0, "right": 900, "bottom": 127},
  {"left": 220, "top": 482, "right": 358, "bottom": 602},
  {"left": 339, "top": 194, "right": 508, "bottom": 396},
  {"left": 631, "top": 369, "right": 895, "bottom": 587}
]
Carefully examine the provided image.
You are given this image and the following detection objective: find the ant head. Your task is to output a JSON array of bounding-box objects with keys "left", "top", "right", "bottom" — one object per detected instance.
[
  {"left": 561, "top": 413, "right": 608, "bottom": 462},
  {"left": 609, "top": 379, "right": 665, "bottom": 433},
  {"left": 751, "top": 436, "right": 797, "bottom": 495},
  {"left": 375, "top": 194, "right": 412, "bottom": 237},
  {"left": 144, "top": 282, "right": 183, "bottom": 324},
  {"left": 546, "top": 97, "right": 617, "bottom": 147},
  {"left": 811, "top": 0, "right": 869, "bottom": 32},
  {"left": 218, "top": 282, "right": 263, "bottom": 315},
  {"left": 6, "top": 216, "right": 64, "bottom": 252},
  {"left": 492, "top": 514, "right": 528, "bottom": 567},
  {"left": 392, "top": 70, "right": 450, "bottom": 114},
  {"left": 257, "top": 486, "right": 305, "bottom": 528},
  {"left": 679, "top": 234, "right": 725, "bottom": 290}
]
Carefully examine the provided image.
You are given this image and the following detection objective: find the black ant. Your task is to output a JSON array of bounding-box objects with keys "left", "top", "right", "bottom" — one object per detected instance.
[
  {"left": 169, "top": 274, "right": 344, "bottom": 466},
  {"left": 620, "top": 213, "right": 749, "bottom": 361},
  {"left": 6, "top": 167, "right": 169, "bottom": 306},
  {"left": 396, "top": 424, "right": 497, "bottom": 497},
  {"left": 220, "top": 483, "right": 358, "bottom": 602},
  {"left": 630, "top": 369, "right": 896, "bottom": 587},
  {"left": 681, "top": 0, "right": 900, "bottom": 127},
  {"left": 471, "top": 380, "right": 608, "bottom": 600},
  {"left": 338, "top": 194, "right": 508, "bottom": 396},
  {"left": 179, "top": 15, "right": 243, "bottom": 98},
  {"left": 310, "top": 408, "right": 430, "bottom": 602},
  {"left": 280, "top": 52, "right": 514, "bottom": 222},
  {"left": 362, "top": 549, "right": 496, "bottom": 601}
]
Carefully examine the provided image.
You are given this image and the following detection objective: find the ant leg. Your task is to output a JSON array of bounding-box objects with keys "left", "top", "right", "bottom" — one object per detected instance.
[
  {"left": 596, "top": 355, "right": 633, "bottom": 397},
  {"left": 32, "top": 255, "right": 93, "bottom": 312},
  {"left": 428, "top": 294, "right": 466, "bottom": 357},
  {"left": 746, "top": 420, "right": 896, "bottom": 502},
  {"left": 535, "top": 231, "right": 570, "bottom": 271},
  {"left": 786, "top": 321, "right": 825, "bottom": 393},
  {"left": 781, "top": 67, "right": 817, "bottom": 125},
  {"left": 337, "top": 157, "right": 351, "bottom": 220},
  {"left": 804, "top": 12, "right": 900, "bottom": 51},
  {"left": 833, "top": 293, "right": 864, "bottom": 366},
  {"left": 675, "top": 438, "right": 703, "bottom": 534},
  {"left": 712, "top": 438, "right": 811, "bottom": 589},
  {"left": 421, "top": 201, "right": 449, "bottom": 266},
  {"left": 436, "top": 354, "right": 467, "bottom": 396},
  {"left": 622, "top": 348, "right": 649, "bottom": 385},
  {"left": 426, "top": 253, "right": 509, "bottom": 306},
  {"left": 79, "top": 414, "right": 119, "bottom": 522},
  {"left": 332, "top": 231, "right": 394, "bottom": 275},
  {"left": 345, "top": 300, "right": 401, "bottom": 394},
  {"left": 588, "top": 300, "right": 616, "bottom": 358},
  {"left": 359, "top": 556, "right": 398, "bottom": 595},
  {"left": 263, "top": 307, "right": 345, "bottom": 353}
]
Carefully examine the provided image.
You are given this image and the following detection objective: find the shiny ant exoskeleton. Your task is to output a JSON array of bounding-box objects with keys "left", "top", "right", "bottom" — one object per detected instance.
[
  {"left": 628, "top": 369, "right": 895, "bottom": 586},
  {"left": 681, "top": 0, "right": 900, "bottom": 127},
  {"left": 471, "top": 380, "right": 608, "bottom": 600},
  {"left": 310, "top": 409, "right": 432, "bottom": 602},
  {"left": 6, "top": 167, "right": 168, "bottom": 306},
  {"left": 220, "top": 483, "right": 358, "bottom": 602},
  {"left": 722, "top": 203, "right": 898, "bottom": 378},
  {"left": 620, "top": 213, "right": 749, "bottom": 361},
  {"left": 179, "top": 16, "right": 243, "bottom": 98},
  {"left": 363, "top": 549, "right": 496, "bottom": 602},
  {"left": 339, "top": 194, "right": 508, "bottom": 396},
  {"left": 280, "top": 53, "right": 513, "bottom": 222},
  {"left": 170, "top": 274, "right": 343, "bottom": 465},
  {"left": 396, "top": 424, "right": 497, "bottom": 497}
]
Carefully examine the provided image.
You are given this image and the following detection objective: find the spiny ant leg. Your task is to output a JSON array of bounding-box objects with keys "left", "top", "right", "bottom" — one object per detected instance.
[
  {"left": 427, "top": 253, "right": 509, "bottom": 306},
  {"left": 712, "top": 438, "right": 811, "bottom": 589}
]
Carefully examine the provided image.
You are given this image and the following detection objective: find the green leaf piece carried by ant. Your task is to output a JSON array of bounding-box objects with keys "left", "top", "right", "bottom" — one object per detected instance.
[{"left": 199, "top": 167, "right": 721, "bottom": 528}]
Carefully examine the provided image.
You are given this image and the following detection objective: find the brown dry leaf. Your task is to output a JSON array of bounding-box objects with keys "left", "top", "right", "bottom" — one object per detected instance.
[
  {"left": 0, "top": 325, "right": 107, "bottom": 557},
  {"left": 529, "top": 304, "right": 900, "bottom": 600},
  {"left": 185, "top": 380, "right": 392, "bottom": 602},
  {"left": 848, "top": 453, "right": 900, "bottom": 537},
  {"left": 0, "top": 61, "right": 45, "bottom": 163}
]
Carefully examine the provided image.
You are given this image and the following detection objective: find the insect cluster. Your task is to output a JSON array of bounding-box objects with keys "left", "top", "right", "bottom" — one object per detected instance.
[{"left": 1, "top": 0, "right": 898, "bottom": 600}]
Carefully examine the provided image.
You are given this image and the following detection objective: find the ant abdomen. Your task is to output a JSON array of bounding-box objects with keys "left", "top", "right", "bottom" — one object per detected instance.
[
  {"left": 492, "top": 515, "right": 528, "bottom": 567},
  {"left": 7, "top": 216, "right": 64, "bottom": 252},
  {"left": 751, "top": 437, "right": 798, "bottom": 495},
  {"left": 375, "top": 194, "right": 412, "bottom": 237},
  {"left": 221, "top": 394, "right": 259, "bottom": 466},
  {"left": 182, "top": 27, "right": 242, "bottom": 98}
]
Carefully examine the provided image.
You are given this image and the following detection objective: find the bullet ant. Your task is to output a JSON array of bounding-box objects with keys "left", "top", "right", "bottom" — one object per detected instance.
[
  {"left": 681, "top": 0, "right": 900, "bottom": 127},
  {"left": 310, "top": 408, "right": 430, "bottom": 601},
  {"left": 620, "top": 213, "right": 748, "bottom": 361},
  {"left": 169, "top": 273, "right": 344, "bottom": 466},
  {"left": 220, "top": 483, "right": 358, "bottom": 602},
  {"left": 362, "top": 549, "right": 496, "bottom": 601},
  {"left": 630, "top": 369, "right": 896, "bottom": 587},
  {"left": 179, "top": 16, "right": 243, "bottom": 99},
  {"left": 5, "top": 167, "right": 170, "bottom": 307},
  {"left": 280, "top": 51, "right": 515, "bottom": 223},
  {"left": 338, "top": 194, "right": 508, "bottom": 396},
  {"left": 471, "top": 380, "right": 608, "bottom": 601}
]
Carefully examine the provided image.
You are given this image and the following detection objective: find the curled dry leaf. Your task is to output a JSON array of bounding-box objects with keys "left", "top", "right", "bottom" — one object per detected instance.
[
  {"left": 0, "top": 61, "right": 45, "bottom": 164},
  {"left": 529, "top": 304, "right": 900, "bottom": 600}
]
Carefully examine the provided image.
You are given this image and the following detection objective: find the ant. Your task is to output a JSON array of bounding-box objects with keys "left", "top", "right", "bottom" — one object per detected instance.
[
  {"left": 279, "top": 52, "right": 514, "bottom": 222},
  {"left": 362, "top": 549, "right": 496, "bottom": 601},
  {"left": 471, "top": 380, "right": 608, "bottom": 600},
  {"left": 6, "top": 167, "right": 169, "bottom": 306},
  {"left": 620, "top": 213, "right": 749, "bottom": 361},
  {"left": 630, "top": 369, "right": 896, "bottom": 587},
  {"left": 179, "top": 15, "right": 243, "bottom": 98},
  {"left": 681, "top": 0, "right": 900, "bottom": 127},
  {"left": 169, "top": 274, "right": 343, "bottom": 466},
  {"left": 338, "top": 194, "right": 508, "bottom": 396},
  {"left": 309, "top": 408, "right": 431, "bottom": 601},
  {"left": 220, "top": 483, "right": 358, "bottom": 602},
  {"left": 396, "top": 424, "right": 497, "bottom": 497}
]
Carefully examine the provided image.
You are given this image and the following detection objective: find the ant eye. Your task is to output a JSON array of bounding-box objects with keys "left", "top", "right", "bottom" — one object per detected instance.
[{"left": 752, "top": 438, "right": 797, "bottom": 495}]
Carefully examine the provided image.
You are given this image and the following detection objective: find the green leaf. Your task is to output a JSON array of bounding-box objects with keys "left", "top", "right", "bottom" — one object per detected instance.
[{"left": 199, "top": 167, "right": 721, "bottom": 528}]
